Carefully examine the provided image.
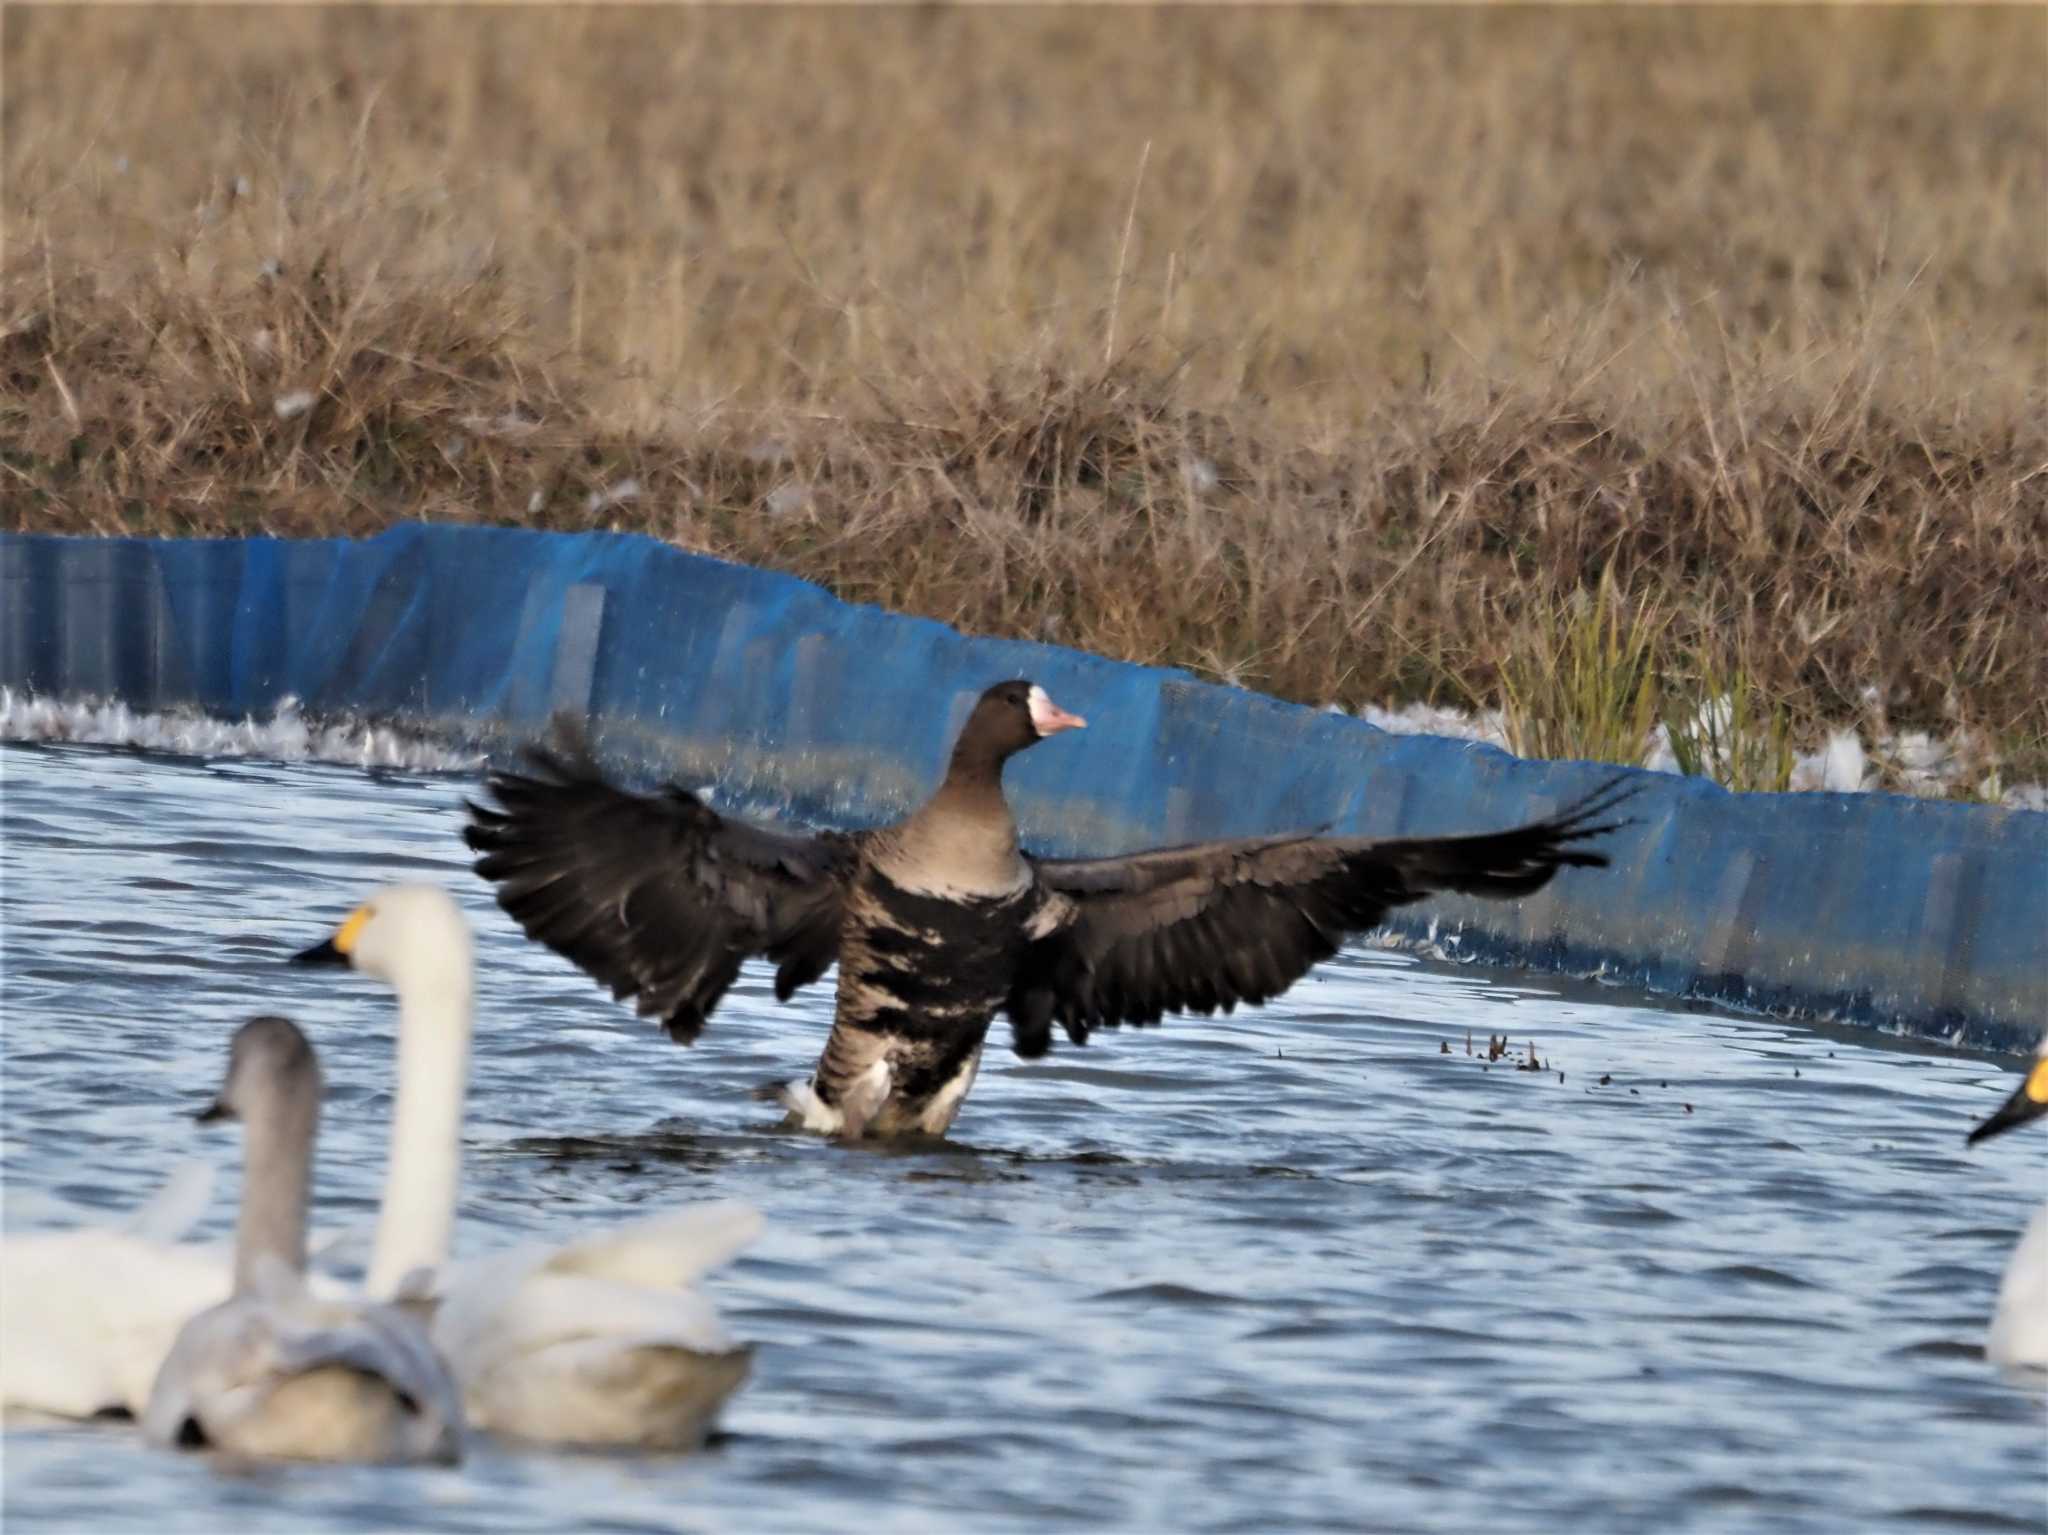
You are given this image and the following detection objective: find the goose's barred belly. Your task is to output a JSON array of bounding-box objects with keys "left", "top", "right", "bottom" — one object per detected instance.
[{"left": 832, "top": 871, "right": 1034, "bottom": 1107}]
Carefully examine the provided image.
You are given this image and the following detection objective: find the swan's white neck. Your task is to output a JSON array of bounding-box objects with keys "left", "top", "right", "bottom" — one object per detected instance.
[{"left": 365, "top": 972, "right": 473, "bottom": 1297}]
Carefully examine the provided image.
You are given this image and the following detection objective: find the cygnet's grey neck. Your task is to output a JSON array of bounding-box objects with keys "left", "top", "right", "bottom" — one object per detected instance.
[{"left": 232, "top": 1063, "right": 320, "bottom": 1294}]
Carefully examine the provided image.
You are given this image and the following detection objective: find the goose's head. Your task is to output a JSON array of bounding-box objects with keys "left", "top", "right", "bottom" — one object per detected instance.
[
  {"left": 1967, "top": 1033, "right": 2048, "bottom": 1147},
  {"left": 949, "top": 680, "right": 1086, "bottom": 777},
  {"left": 291, "top": 882, "right": 474, "bottom": 997},
  {"left": 200, "top": 1014, "right": 320, "bottom": 1124}
]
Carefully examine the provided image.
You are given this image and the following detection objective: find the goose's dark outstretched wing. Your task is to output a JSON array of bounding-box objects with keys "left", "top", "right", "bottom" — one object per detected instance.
[
  {"left": 464, "top": 730, "right": 862, "bottom": 1042},
  {"left": 1006, "top": 778, "right": 1634, "bottom": 1052}
]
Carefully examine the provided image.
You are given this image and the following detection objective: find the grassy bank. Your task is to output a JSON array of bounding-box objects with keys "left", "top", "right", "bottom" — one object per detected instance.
[{"left": 5, "top": 7, "right": 2044, "bottom": 789}]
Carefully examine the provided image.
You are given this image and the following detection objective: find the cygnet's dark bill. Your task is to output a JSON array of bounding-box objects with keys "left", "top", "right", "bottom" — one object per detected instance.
[{"left": 1966, "top": 1055, "right": 2048, "bottom": 1146}]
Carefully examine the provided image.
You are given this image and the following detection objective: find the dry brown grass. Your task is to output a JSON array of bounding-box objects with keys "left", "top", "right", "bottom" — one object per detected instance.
[{"left": 4, "top": 7, "right": 2044, "bottom": 783}]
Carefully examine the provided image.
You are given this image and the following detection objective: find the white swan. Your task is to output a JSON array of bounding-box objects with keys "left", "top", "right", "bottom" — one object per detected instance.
[
  {"left": 142, "top": 1015, "right": 464, "bottom": 1463},
  {"left": 1966, "top": 1033, "right": 2048, "bottom": 1371},
  {"left": 291, "top": 883, "right": 760, "bottom": 1449},
  {"left": 1, "top": 1162, "right": 233, "bottom": 1421}
]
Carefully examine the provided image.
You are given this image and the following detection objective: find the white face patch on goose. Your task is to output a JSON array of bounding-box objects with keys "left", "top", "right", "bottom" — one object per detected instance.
[{"left": 1026, "top": 685, "right": 1087, "bottom": 737}]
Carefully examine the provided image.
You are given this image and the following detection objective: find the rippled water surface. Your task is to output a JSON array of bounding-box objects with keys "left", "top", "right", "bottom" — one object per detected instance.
[{"left": 3, "top": 742, "right": 2043, "bottom": 1534}]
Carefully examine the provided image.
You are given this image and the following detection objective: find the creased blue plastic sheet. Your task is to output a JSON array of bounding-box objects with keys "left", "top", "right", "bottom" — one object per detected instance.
[{"left": 4, "top": 524, "right": 2040, "bottom": 1053}]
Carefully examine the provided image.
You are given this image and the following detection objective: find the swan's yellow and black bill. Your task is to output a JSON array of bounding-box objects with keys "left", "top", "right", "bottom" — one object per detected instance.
[
  {"left": 291, "top": 905, "right": 370, "bottom": 967},
  {"left": 1966, "top": 1057, "right": 2048, "bottom": 1146}
]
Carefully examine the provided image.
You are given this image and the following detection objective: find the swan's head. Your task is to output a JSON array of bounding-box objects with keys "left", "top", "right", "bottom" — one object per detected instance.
[
  {"left": 291, "top": 882, "right": 475, "bottom": 996},
  {"left": 200, "top": 1014, "right": 321, "bottom": 1125},
  {"left": 1967, "top": 1033, "right": 2048, "bottom": 1147}
]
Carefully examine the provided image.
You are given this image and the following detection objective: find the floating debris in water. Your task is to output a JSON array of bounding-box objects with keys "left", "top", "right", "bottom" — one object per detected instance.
[{"left": 1444, "top": 1034, "right": 1553, "bottom": 1078}]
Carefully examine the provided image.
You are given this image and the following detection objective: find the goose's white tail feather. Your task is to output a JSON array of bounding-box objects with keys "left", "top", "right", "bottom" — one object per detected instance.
[
  {"left": 777, "top": 1060, "right": 891, "bottom": 1138},
  {"left": 776, "top": 1077, "right": 846, "bottom": 1133}
]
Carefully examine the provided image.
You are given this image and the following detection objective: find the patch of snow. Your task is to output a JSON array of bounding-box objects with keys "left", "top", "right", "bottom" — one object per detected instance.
[
  {"left": 584, "top": 478, "right": 641, "bottom": 515},
  {"left": 1641, "top": 722, "right": 1681, "bottom": 776},
  {"left": 1888, "top": 730, "right": 1954, "bottom": 796},
  {"left": 765, "top": 481, "right": 811, "bottom": 518},
  {"left": 0, "top": 690, "right": 479, "bottom": 773},
  {"left": 1337, "top": 696, "right": 2035, "bottom": 808},
  {"left": 463, "top": 409, "right": 543, "bottom": 441},
  {"left": 1986, "top": 779, "right": 2048, "bottom": 813},
  {"left": 1355, "top": 699, "right": 1510, "bottom": 750},
  {"left": 273, "top": 389, "right": 317, "bottom": 421},
  {"left": 1790, "top": 729, "right": 1871, "bottom": 793}
]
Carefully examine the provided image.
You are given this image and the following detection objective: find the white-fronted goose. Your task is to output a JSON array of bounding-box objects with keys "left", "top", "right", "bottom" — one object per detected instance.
[{"left": 466, "top": 681, "right": 1631, "bottom": 1140}]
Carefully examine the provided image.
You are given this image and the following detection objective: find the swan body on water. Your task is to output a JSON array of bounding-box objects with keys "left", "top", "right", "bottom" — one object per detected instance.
[
  {"left": 293, "top": 884, "right": 759, "bottom": 1448},
  {"left": 141, "top": 1015, "right": 464, "bottom": 1463},
  {"left": 1, "top": 1162, "right": 232, "bottom": 1421},
  {"left": 1966, "top": 1035, "right": 2048, "bottom": 1372}
]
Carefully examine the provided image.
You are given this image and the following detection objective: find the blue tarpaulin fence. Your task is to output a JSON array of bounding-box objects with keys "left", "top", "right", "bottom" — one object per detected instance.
[{"left": 4, "top": 524, "right": 2041, "bottom": 1054}]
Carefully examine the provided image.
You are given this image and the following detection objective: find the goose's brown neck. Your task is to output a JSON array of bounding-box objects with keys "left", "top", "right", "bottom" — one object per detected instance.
[{"left": 942, "top": 733, "right": 1013, "bottom": 797}]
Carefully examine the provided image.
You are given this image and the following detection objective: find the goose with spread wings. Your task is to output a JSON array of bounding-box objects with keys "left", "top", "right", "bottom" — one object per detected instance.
[{"left": 466, "top": 681, "right": 1632, "bottom": 1140}]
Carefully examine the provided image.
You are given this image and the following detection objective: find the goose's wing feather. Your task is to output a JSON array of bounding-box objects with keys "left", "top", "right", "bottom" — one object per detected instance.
[
  {"left": 465, "top": 727, "right": 863, "bottom": 1042},
  {"left": 1010, "top": 778, "right": 1634, "bottom": 1044}
]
